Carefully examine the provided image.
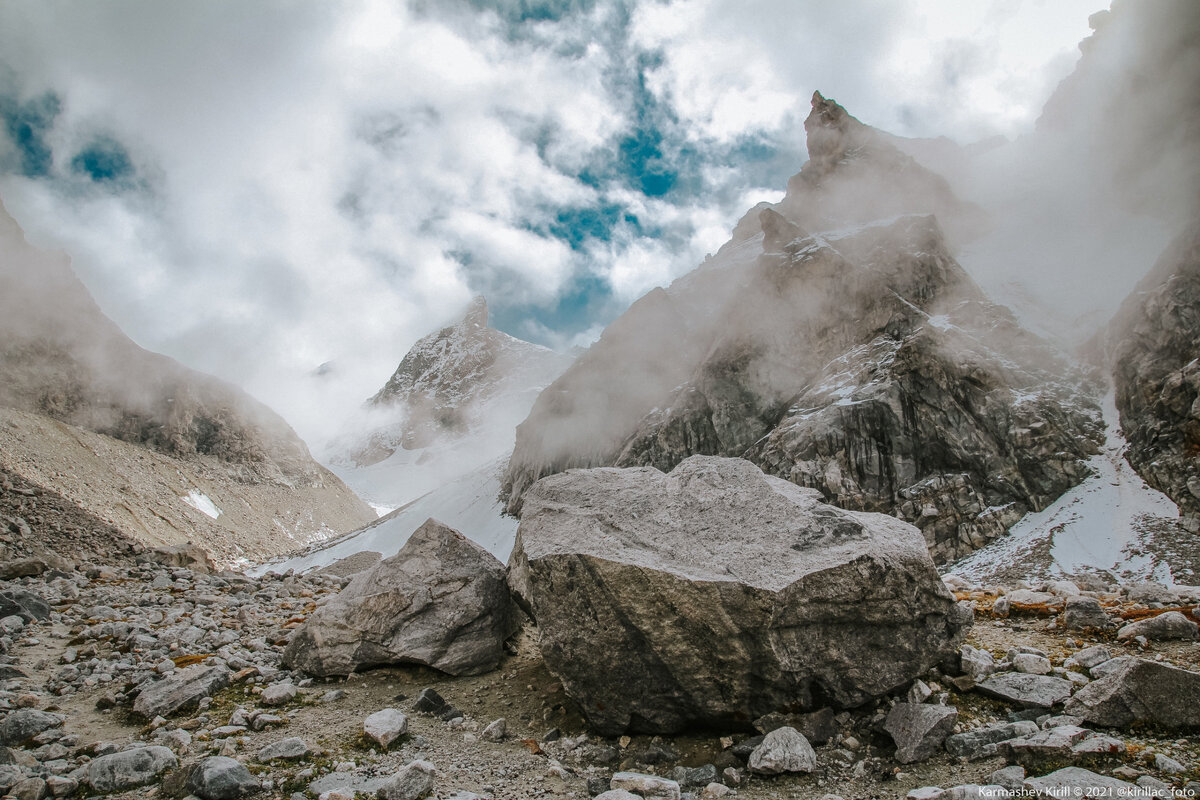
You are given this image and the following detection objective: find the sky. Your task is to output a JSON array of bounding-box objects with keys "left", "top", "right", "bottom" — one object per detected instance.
[{"left": 0, "top": 0, "right": 1107, "bottom": 445}]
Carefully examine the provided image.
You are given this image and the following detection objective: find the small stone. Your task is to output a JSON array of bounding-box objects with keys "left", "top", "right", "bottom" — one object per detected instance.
[
  {"left": 748, "top": 726, "right": 817, "bottom": 775},
  {"left": 943, "top": 721, "right": 1038, "bottom": 760},
  {"left": 595, "top": 792, "right": 641, "bottom": 800},
  {"left": 610, "top": 771, "right": 682, "bottom": 800},
  {"left": 0, "top": 710, "right": 63, "bottom": 746},
  {"left": 959, "top": 644, "right": 995, "bottom": 681},
  {"left": 261, "top": 682, "right": 298, "bottom": 706},
  {"left": 412, "top": 688, "right": 446, "bottom": 714},
  {"left": 481, "top": 718, "right": 506, "bottom": 742},
  {"left": 990, "top": 765, "right": 1026, "bottom": 791},
  {"left": 1155, "top": 753, "right": 1187, "bottom": 774},
  {"left": 364, "top": 708, "right": 409, "bottom": 749},
  {"left": 256, "top": 737, "right": 310, "bottom": 762},
  {"left": 1062, "top": 597, "right": 1110, "bottom": 630},
  {"left": 1072, "top": 645, "right": 1111, "bottom": 670}
]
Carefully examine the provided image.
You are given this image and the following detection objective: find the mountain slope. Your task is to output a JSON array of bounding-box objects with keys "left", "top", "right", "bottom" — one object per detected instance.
[
  {"left": 502, "top": 94, "right": 1103, "bottom": 564},
  {"left": 0, "top": 196, "right": 375, "bottom": 564},
  {"left": 1110, "top": 225, "right": 1200, "bottom": 530}
]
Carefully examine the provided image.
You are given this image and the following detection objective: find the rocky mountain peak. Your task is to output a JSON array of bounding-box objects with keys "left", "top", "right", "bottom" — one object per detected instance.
[
  {"left": 800, "top": 90, "right": 872, "bottom": 185},
  {"left": 345, "top": 297, "right": 569, "bottom": 463}
]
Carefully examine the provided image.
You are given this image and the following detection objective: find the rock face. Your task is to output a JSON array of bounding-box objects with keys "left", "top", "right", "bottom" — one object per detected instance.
[
  {"left": 283, "top": 519, "right": 516, "bottom": 677},
  {"left": 502, "top": 95, "right": 1101, "bottom": 565},
  {"left": 1111, "top": 226, "right": 1200, "bottom": 526},
  {"left": 508, "top": 456, "right": 970, "bottom": 734},
  {"left": 339, "top": 296, "right": 570, "bottom": 465},
  {"left": 0, "top": 197, "right": 374, "bottom": 565}
]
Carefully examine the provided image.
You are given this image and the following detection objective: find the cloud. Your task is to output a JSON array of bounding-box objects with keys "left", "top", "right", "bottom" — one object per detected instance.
[{"left": 0, "top": 0, "right": 1108, "bottom": 446}]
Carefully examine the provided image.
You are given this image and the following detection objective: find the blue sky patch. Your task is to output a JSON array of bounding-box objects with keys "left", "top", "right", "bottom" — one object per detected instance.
[
  {"left": 70, "top": 136, "right": 135, "bottom": 184},
  {"left": 0, "top": 89, "right": 60, "bottom": 178}
]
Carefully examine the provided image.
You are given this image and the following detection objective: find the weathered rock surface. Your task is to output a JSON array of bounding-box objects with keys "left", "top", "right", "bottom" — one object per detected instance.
[
  {"left": 132, "top": 663, "right": 231, "bottom": 719},
  {"left": 1111, "top": 225, "right": 1200, "bottom": 526},
  {"left": 1061, "top": 597, "right": 1110, "bottom": 630},
  {"left": 944, "top": 720, "right": 1038, "bottom": 761},
  {"left": 1023, "top": 767, "right": 1135, "bottom": 797},
  {"left": 363, "top": 709, "right": 409, "bottom": 749},
  {"left": 1063, "top": 658, "right": 1200, "bottom": 728},
  {"left": 884, "top": 703, "right": 957, "bottom": 764},
  {"left": 748, "top": 727, "right": 817, "bottom": 775},
  {"left": 0, "top": 710, "right": 62, "bottom": 747},
  {"left": 186, "top": 756, "right": 261, "bottom": 800},
  {"left": 85, "top": 746, "right": 177, "bottom": 793},
  {"left": 976, "top": 673, "right": 1072, "bottom": 708},
  {"left": 508, "top": 455, "right": 970, "bottom": 734},
  {"left": 284, "top": 519, "right": 515, "bottom": 677},
  {"left": 376, "top": 760, "right": 436, "bottom": 800},
  {"left": 1115, "top": 611, "right": 1198, "bottom": 641},
  {"left": 609, "top": 772, "right": 682, "bottom": 800}
]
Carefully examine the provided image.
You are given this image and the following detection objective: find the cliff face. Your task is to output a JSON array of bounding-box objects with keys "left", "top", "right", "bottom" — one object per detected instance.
[
  {"left": 502, "top": 93, "right": 1103, "bottom": 563},
  {"left": 0, "top": 197, "right": 375, "bottom": 564},
  {"left": 1111, "top": 226, "right": 1200, "bottom": 528}
]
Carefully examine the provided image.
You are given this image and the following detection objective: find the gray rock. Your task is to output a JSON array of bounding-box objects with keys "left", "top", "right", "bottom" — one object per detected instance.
[
  {"left": 376, "top": 760, "right": 436, "bottom": 800},
  {"left": 284, "top": 519, "right": 515, "bottom": 678},
  {"left": 256, "top": 737, "right": 310, "bottom": 762},
  {"left": 1116, "top": 611, "right": 1198, "bottom": 641},
  {"left": 748, "top": 727, "right": 817, "bottom": 775},
  {"left": 260, "top": 682, "right": 297, "bottom": 706},
  {"left": 977, "top": 673, "right": 1073, "bottom": 708},
  {"left": 0, "top": 710, "right": 63, "bottom": 746},
  {"left": 1071, "top": 645, "right": 1111, "bottom": 670},
  {"left": 884, "top": 703, "right": 958, "bottom": 764},
  {"left": 753, "top": 707, "right": 837, "bottom": 744},
  {"left": 1023, "top": 767, "right": 1134, "bottom": 797},
  {"left": 9, "top": 776, "right": 45, "bottom": 800},
  {"left": 85, "top": 746, "right": 178, "bottom": 793},
  {"left": 959, "top": 644, "right": 995, "bottom": 681},
  {"left": 990, "top": 766, "right": 1026, "bottom": 791},
  {"left": 999, "top": 725, "right": 1090, "bottom": 769},
  {"left": 481, "top": 718, "right": 506, "bottom": 742},
  {"left": 133, "top": 664, "right": 231, "bottom": 719},
  {"left": 0, "top": 590, "right": 50, "bottom": 622},
  {"left": 1012, "top": 653, "right": 1052, "bottom": 675},
  {"left": 1061, "top": 597, "right": 1110, "bottom": 630},
  {"left": 671, "top": 764, "right": 718, "bottom": 788},
  {"left": 1063, "top": 658, "right": 1200, "bottom": 728},
  {"left": 610, "top": 772, "right": 682, "bottom": 799},
  {"left": 943, "top": 721, "right": 1038, "bottom": 760},
  {"left": 508, "top": 456, "right": 969, "bottom": 734},
  {"left": 187, "top": 756, "right": 262, "bottom": 800},
  {"left": 1155, "top": 753, "right": 1187, "bottom": 774},
  {"left": 594, "top": 792, "right": 641, "bottom": 800},
  {"left": 364, "top": 709, "right": 409, "bottom": 749}
]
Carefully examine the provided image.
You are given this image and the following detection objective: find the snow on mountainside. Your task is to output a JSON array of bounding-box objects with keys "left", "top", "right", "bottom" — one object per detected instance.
[
  {"left": 950, "top": 389, "right": 1191, "bottom": 585},
  {"left": 281, "top": 297, "right": 571, "bottom": 573},
  {"left": 255, "top": 456, "right": 516, "bottom": 575}
]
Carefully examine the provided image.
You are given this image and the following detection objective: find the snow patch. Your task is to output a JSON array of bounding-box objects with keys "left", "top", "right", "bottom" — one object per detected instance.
[
  {"left": 951, "top": 388, "right": 1182, "bottom": 584},
  {"left": 181, "top": 490, "right": 222, "bottom": 519}
]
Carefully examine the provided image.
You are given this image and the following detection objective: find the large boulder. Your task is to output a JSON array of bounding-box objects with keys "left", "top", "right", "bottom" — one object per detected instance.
[
  {"left": 1063, "top": 658, "right": 1200, "bottom": 728},
  {"left": 133, "top": 664, "right": 231, "bottom": 719},
  {"left": 283, "top": 519, "right": 516, "bottom": 677},
  {"left": 508, "top": 456, "right": 971, "bottom": 734}
]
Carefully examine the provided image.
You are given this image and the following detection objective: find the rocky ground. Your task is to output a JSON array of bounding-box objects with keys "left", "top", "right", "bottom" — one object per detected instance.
[{"left": 0, "top": 549, "right": 1196, "bottom": 800}]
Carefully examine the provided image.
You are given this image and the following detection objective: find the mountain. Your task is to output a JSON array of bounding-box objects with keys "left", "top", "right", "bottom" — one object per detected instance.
[
  {"left": 1110, "top": 225, "right": 1200, "bottom": 530},
  {"left": 303, "top": 296, "right": 571, "bottom": 567},
  {"left": 502, "top": 93, "right": 1104, "bottom": 565},
  {"left": 334, "top": 296, "right": 571, "bottom": 468},
  {"left": 0, "top": 196, "right": 375, "bottom": 566}
]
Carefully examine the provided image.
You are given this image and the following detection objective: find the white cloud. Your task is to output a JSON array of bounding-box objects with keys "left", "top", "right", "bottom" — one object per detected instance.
[{"left": 0, "top": 0, "right": 1109, "bottom": 447}]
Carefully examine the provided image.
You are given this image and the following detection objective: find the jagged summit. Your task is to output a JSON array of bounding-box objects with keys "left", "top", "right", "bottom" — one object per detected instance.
[{"left": 500, "top": 93, "right": 1101, "bottom": 564}]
